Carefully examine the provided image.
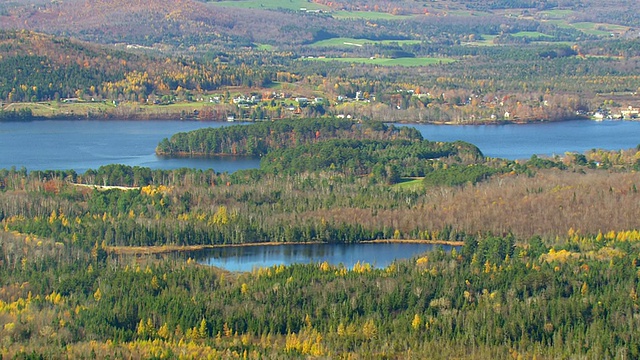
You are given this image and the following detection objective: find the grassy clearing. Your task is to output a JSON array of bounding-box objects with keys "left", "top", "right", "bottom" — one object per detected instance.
[
  {"left": 310, "top": 37, "right": 422, "bottom": 47},
  {"left": 571, "top": 22, "right": 628, "bottom": 37},
  {"left": 255, "top": 44, "right": 274, "bottom": 51},
  {"left": 331, "top": 10, "right": 417, "bottom": 20},
  {"left": 392, "top": 178, "right": 424, "bottom": 191},
  {"left": 4, "top": 101, "right": 114, "bottom": 117},
  {"left": 7, "top": 101, "right": 230, "bottom": 118},
  {"left": 538, "top": 9, "right": 575, "bottom": 19},
  {"left": 444, "top": 9, "right": 492, "bottom": 17},
  {"left": 544, "top": 20, "right": 628, "bottom": 37},
  {"left": 208, "top": 0, "right": 328, "bottom": 11},
  {"left": 470, "top": 34, "right": 498, "bottom": 46},
  {"left": 305, "top": 57, "right": 455, "bottom": 67},
  {"left": 511, "top": 31, "right": 554, "bottom": 39}
]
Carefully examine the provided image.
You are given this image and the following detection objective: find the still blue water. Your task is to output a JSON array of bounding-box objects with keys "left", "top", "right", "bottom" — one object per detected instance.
[
  {"left": 407, "top": 119, "right": 640, "bottom": 160},
  {"left": 0, "top": 119, "right": 259, "bottom": 173},
  {"left": 1, "top": 119, "right": 639, "bottom": 174},
  {"left": 194, "top": 242, "right": 452, "bottom": 272}
]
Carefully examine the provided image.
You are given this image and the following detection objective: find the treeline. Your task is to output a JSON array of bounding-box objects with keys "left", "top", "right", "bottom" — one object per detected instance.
[
  {"left": 260, "top": 138, "right": 483, "bottom": 180},
  {"left": 422, "top": 163, "right": 501, "bottom": 187},
  {"left": 156, "top": 118, "right": 423, "bottom": 156},
  {"left": 2, "top": 226, "right": 640, "bottom": 358}
]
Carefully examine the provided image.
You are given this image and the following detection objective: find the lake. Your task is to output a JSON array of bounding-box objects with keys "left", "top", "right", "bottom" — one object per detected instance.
[
  {"left": 1, "top": 119, "right": 639, "bottom": 174},
  {"left": 192, "top": 242, "right": 453, "bottom": 272},
  {"left": 0, "top": 119, "right": 259, "bottom": 173},
  {"left": 406, "top": 119, "right": 640, "bottom": 160}
]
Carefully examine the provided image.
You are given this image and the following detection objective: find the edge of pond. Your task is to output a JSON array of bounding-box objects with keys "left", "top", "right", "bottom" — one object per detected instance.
[{"left": 107, "top": 239, "right": 463, "bottom": 255}]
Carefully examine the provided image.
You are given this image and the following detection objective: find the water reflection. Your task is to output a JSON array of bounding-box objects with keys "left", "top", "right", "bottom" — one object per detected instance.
[{"left": 193, "top": 242, "right": 454, "bottom": 272}]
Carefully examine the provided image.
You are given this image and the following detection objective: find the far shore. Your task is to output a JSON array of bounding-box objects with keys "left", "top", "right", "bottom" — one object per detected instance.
[
  {"left": 107, "top": 239, "right": 463, "bottom": 255},
  {"left": 1, "top": 101, "right": 595, "bottom": 125}
]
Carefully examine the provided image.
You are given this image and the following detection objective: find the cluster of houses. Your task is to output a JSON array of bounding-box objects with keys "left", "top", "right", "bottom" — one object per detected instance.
[{"left": 592, "top": 106, "right": 640, "bottom": 120}]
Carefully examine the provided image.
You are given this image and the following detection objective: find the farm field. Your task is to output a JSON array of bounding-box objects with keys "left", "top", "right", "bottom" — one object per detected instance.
[
  {"left": 208, "top": 0, "right": 329, "bottom": 11},
  {"left": 310, "top": 37, "right": 422, "bottom": 47},
  {"left": 305, "top": 56, "right": 455, "bottom": 66},
  {"left": 511, "top": 31, "right": 554, "bottom": 39},
  {"left": 331, "top": 10, "right": 418, "bottom": 20},
  {"left": 544, "top": 20, "right": 629, "bottom": 37}
]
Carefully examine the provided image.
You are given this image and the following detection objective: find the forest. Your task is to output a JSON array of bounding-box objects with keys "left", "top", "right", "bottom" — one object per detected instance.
[
  {"left": 0, "top": 119, "right": 640, "bottom": 359},
  {"left": 1, "top": 0, "right": 640, "bottom": 357},
  {"left": 0, "top": 0, "right": 639, "bottom": 122},
  {"left": 2, "top": 118, "right": 640, "bottom": 357}
]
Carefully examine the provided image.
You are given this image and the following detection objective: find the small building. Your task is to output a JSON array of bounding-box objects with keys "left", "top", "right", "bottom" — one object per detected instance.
[{"left": 621, "top": 106, "right": 639, "bottom": 119}]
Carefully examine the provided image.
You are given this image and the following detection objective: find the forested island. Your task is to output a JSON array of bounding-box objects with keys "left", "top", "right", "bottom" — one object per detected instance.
[{"left": 2, "top": 0, "right": 640, "bottom": 357}]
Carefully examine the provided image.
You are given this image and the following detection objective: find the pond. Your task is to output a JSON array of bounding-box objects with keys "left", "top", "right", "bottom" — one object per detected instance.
[{"left": 192, "top": 242, "right": 455, "bottom": 272}]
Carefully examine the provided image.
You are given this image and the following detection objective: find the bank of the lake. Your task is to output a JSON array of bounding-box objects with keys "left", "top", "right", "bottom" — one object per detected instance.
[
  {"left": 107, "top": 239, "right": 463, "bottom": 255},
  {"left": 192, "top": 241, "right": 459, "bottom": 272}
]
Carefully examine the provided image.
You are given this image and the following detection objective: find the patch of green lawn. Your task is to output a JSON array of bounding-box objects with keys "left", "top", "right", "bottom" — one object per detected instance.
[
  {"left": 444, "top": 9, "right": 492, "bottom": 17},
  {"left": 511, "top": 31, "right": 553, "bottom": 39},
  {"left": 255, "top": 44, "right": 274, "bottom": 51},
  {"left": 306, "top": 57, "right": 455, "bottom": 67},
  {"left": 392, "top": 178, "right": 424, "bottom": 190},
  {"left": 331, "top": 10, "right": 418, "bottom": 20},
  {"left": 571, "top": 22, "right": 628, "bottom": 37},
  {"left": 544, "top": 20, "right": 628, "bottom": 37},
  {"left": 470, "top": 34, "right": 498, "bottom": 46}
]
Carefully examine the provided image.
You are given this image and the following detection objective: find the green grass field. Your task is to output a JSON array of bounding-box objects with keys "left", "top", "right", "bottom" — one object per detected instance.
[
  {"left": 444, "top": 9, "right": 492, "bottom": 17},
  {"left": 310, "top": 37, "right": 422, "bottom": 47},
  {"left": 4, "top": 101, "right": 115, "bottom": 117},
  {"left": 544, "top": 20, "right": 628, "bottom": 37},
  {"left": 255, "top": 44, "right": 274, "bottom": 51},
  {"left": 305, "top": 57, "right": 455, "bottom": 67},
  {"left": 470, "top": 34, "right": 498, "bottom": 46},
  {"left": 392, "top": 178, "right": 424, "bottom": 191},
  {"left": 571, "top": 22, "right": 628, "bottom": 37},
  {"left": 331, "top": 10, "right": 417, "bottom": 20},
  {"left": 209, "top": 0, "right": 328, "bottom": 11},
  {"left": 511, "top": 31, "right": 554, "bottom": 39},
  {"left": 7, "top": 100, "right": 231, "bottom": 118}
]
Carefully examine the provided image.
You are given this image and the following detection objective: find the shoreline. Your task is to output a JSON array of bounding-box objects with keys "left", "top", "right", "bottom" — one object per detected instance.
[
  {"left": 1, "top": 106, "right": 595, "bottom": 126},
  {"left": 107, "top": 239, "right": 463, "bottom": 255}
]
